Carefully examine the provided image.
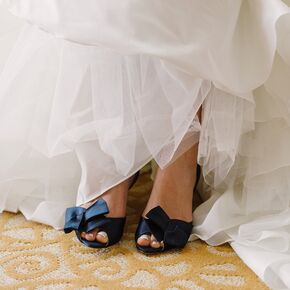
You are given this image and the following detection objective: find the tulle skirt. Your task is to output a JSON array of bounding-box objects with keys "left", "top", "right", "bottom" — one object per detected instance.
[{"left": 1, "top": 0, "right": 290, "bottom": 288}]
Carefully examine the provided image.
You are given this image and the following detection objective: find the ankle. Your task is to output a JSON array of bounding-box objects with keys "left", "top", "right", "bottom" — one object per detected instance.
[{"left": 81, "top": 178, "right": 130, "bottom": 215}]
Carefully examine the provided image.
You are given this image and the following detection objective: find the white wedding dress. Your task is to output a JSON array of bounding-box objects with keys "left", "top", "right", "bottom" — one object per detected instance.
[{"left": 1, "top": 0, "right": 290, "bottom": 288}]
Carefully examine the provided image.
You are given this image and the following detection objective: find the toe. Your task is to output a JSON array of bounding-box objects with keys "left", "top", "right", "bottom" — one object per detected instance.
[
  {"left": 85, "top": 231, "right": 96, "bottom": 241},
  {"left": 150, "top": 234, "right": 161, "bottom": 248},
  {"left": 137, "top": 234, "right": 151, "bottom": 247},
  {"left": 96, "top": 231, "right": 109, "bottom": 244}
]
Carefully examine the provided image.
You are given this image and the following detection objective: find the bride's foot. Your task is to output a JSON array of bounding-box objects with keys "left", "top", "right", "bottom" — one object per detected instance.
[
  {"left": 137, "top": 144, "right": 198, "bottom": 249},
  {"left": 80, "top": 175, "right": 136, "bottom": 244}
]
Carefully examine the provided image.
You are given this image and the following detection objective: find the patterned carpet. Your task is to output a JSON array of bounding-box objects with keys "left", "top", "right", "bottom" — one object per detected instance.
[{"left": 0, "top": 166, "right": 269, "bottom": 289}]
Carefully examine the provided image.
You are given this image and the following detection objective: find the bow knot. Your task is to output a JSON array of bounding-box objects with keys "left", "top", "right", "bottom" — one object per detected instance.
[
  {"left": 145, "top": 206, "right": 192, "bottom": 248},
  {"left": 64, "top": 198, "right": 109, "bottom": 234}
]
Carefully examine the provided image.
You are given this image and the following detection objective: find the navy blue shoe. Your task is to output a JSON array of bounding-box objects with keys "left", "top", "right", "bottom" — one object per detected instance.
[
  {"left": 64, "top": 171, "right": 140, "bottom": 248},
  {"left": 135, "top": 206, "right": 193, "bottom": 254},
  {"left": 135, "top": 165, "right": 201, "bottom": 254},
  {"left": 64, "top": 198, "right": 126, "bottom": 248}
]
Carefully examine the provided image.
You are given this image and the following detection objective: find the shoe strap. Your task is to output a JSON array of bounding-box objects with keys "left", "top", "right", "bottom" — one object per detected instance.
[{"left": 136, "top": 217, "right": 152, "bottom": 238}]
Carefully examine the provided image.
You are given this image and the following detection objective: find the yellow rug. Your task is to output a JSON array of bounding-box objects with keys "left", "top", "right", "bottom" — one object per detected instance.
[{"left": 0, "top": 167, "right": 268, "bottom": 290}]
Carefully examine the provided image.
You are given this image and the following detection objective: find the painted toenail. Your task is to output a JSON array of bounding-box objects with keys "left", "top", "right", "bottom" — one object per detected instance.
[
  {"left": 97, "top": 232, "right": 108, "bottom": 239},
  {"left": 151, "top": 241, "right": 159, "bottom": 246},
  {"left": 139, "top": 235, "right": 150, "bottom": 241}
]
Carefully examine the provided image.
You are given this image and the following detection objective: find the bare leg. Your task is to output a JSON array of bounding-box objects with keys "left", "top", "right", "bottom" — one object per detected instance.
[{"left": 137, "top": 109, "right": 201, "bottom": 248}]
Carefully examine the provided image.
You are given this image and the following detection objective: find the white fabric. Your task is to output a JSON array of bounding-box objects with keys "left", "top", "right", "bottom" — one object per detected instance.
[{"left": 1, "top": 1, "right": 290, "bottom": 288}]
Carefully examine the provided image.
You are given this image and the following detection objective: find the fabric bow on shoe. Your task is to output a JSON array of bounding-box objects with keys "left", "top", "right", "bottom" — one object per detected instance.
[
  {"left": 64, "top": 198, "right": 110, "bottom": 234},
  {"left": 145, "top": 206, "right": 192, "bottom": 248}
]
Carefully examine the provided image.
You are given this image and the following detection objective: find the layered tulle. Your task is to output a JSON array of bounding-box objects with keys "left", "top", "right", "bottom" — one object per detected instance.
[
  {"left": 0, "top": 7, "right": 208, "bottom": 228},
  {"left": 2, "top": 1, "right": 290, "bottom": 289},
  {"left": 194, "top": 13, "right": 290, "bottom": 289}
]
